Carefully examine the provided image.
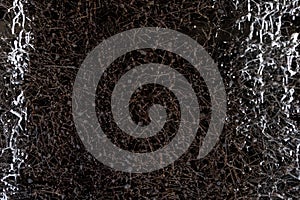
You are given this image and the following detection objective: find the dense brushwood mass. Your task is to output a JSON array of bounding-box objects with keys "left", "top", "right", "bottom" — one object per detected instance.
[{"left": 0, "top": 0, "right": 299, "bottom": 199}]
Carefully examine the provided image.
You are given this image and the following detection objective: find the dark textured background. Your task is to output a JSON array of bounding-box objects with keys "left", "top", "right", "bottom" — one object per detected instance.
[{"left": 0, "top": 0, "right": 299, "bottom": 199}]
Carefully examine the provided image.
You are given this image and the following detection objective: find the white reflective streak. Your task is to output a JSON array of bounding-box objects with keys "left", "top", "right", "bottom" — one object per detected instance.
[
  {"left": 235, "top": 0, "right": 300, "bottom": 197},
  {"left": 0, "top": 0, "right": 33, "bottom": 199}
]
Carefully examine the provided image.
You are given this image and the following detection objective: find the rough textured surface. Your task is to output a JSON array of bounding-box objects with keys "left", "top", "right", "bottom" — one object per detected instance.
[
  {"left": 0, "top": 0, "right": 32, "bottom": 198},
  {"left": 0, "top": 0, "right": 299, "bottom": 199}
]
